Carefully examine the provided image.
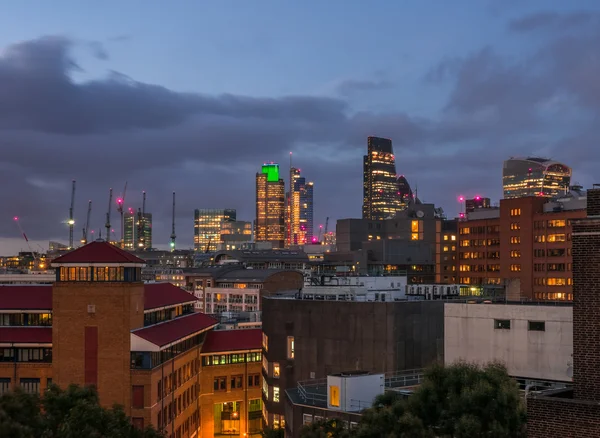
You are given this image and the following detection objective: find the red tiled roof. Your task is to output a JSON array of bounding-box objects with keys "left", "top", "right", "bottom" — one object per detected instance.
[
  {"left": 0, "top": 327, "right": 52, "bottom": 344},
  {"left": 133, "top": 312, "right": 218, "bottom": 348},
  {"left": 51, "top": 240, "right": 144, "bottom": 264},
  {"left": 144, "top": 283, "right": 198, "bottom": 310},
  {"left": 0, "top": 286, "right": 52, "bottom": 310},
  {"left": 201, "top": 328, "right": 262, "bottom": 353}
]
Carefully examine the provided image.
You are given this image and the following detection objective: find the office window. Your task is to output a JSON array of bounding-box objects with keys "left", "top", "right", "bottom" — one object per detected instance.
[
  {"left": 273, "top": 387, "right": 280, "bottom": 403},
  {"left": 510, "top": 236, "right": 521, "bottom": 244},
  {"left": 510, "top": 264, "right": 521, "bottom": 272},
  {"left": 231, "top": 375, "right": 243, "bottom": 390},
  {"left": 262, "top": 379, "right": 269, "bottom": 400},
  {"left": 273, "top": 362, "right": 280, "bottom": 378},
  {"left": 547, "top": 234, "right": 566, "bottom": 243},
  {"left": 411, "top": 220, "right": 424, "bottom": 241},
  {"left": 510, "top": 222, "right": 520, "bottom": 230},
  {"left": 494, "top": 319, "right": 510, "bottom": 330},
  {"left": 0, "top": 378, "right": 10, "bottom": 396},
  {"left": 213, "top": 377, "right": 226, "bottom": 392},
  {"left": 528, "top": 321, "right": 546, "bottom": 332},
  {"left": 248, "top": 374, "right": 260, "bottom": 388},
  {"left": 510, "top": 208, "right": 521, "bottom": 217},
  {"left": 329, "top": 385, "right": 340, "bottom": 407},
  {"left": 287, "top": 336, "right": 295, "bottom": 360},
  {"left": 262, "top": 333, "right": 268, "bottom": 352},
  {"left": 20, "top": 378, "right": 40, "bottom": 395}
]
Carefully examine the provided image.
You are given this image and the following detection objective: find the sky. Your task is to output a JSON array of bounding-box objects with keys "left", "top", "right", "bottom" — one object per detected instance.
[{"left": 1, "top": 0, "right": 600, "bottom": 254}]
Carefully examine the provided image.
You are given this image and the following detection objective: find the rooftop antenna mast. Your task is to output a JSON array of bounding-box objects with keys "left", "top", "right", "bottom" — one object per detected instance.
[
  {"left": 170, "top": 191, "right": 176, "bottom": 251},
  {"left": 81, "top": 200, "right": 92, "bottom": 245},
  {"left": 105, "top": 188, "right": 113, "bottom": 243},
  {"left": 116, "top": 181, "right": 127, "bottom": 248},
  {"left": 68, "top": 180, "right": 76, "bottom": 249}
]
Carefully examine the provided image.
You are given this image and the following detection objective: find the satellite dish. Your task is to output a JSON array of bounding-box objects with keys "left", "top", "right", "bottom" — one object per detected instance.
[{"left": 416, "top": 210, "right": 425, "bottom": 218}]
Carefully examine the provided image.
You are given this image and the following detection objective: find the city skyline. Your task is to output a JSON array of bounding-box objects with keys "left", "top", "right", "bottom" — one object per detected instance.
[{"left": 2, "top": 1, "right": 600, "bottom": 254}]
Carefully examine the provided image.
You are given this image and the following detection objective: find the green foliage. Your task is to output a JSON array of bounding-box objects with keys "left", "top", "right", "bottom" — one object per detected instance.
[
  {"left": 300, "top": 418, "right": 351, "bottom": 438},
  {"left": 262, "top": 427, "right": 285, "bottom": 438},
  {"left": 355, "top": 361, "right": 526, "bottom": 438},
  {"left": 0, "top": 384, "right": 164, "bottom": 438}
]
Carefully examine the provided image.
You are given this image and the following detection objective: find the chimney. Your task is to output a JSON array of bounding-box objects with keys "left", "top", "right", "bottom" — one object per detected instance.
[{"left": 572, "top": 187, "right": 600, "bottom": 400}]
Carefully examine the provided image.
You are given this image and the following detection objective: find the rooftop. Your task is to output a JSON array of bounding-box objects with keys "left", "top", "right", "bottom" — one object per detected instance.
[
  {"left": 217, "top": 269, "right": 298, "bottom": 282},
  {"left": 213, "top": 249, "right": 308, "bottom": 263},
  {"left": 0, "top": 285, "right": 52, "bottom": 310},
  {"left": 0, "top": 284, "right": 197, "bottom": 311},
  {"left": 0, "top": 327, "right": 52, "bottom": 345},
  {"left": 132, "top": 312, "right": 218, "bottom": 349},
  {"left": 144, "top": 282, "right": 198, "bottom": 310},
  {"left": 201, "top": 328, "right": 262, "bottom": 354},
  {"left": 52, "top": 240, "right": 145, "bottom": 265}
]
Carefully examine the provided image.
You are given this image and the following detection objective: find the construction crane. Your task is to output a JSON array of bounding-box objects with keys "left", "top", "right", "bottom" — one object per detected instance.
[
  {"left": 68, "top": 180, "right": 76, "bottom": 249},
  {"left": 317, "top": 224, "right": 323, "bottom": 243},
  {"left": 105, "top": 188, "right": 113, "bottom": 243},
  {"left": 205, "top": 237, "right": 212, "bottom": 254},
  {"left": 324, "top": 217, "right": 329, "bottom": 236},
  {"left": 13, "top": 216, "right": 39, "bottom": 263},
  {"left": 81, "top": 200, "right": 92, "bottom": 245},
  {"left": 116, "top": 181, "right": 127, "bottom": 248},
  {"left": 137, "top": 191, "right": 147, "bottom": 249},
  {"left": 170, "top": 191, "right": 176, "bottom": 251}
]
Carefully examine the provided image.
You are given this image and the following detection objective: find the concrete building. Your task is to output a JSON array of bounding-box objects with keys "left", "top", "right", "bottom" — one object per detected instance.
[
  {"left": 527, "top": 186, "right": 600, "bottom": 437},
  {"left": 261, "top": 296, "right": 445, "bottom": 431},
  {"left": 458, "top": 191, "right": 587, "bottom": 300},
  {"left": 333, "top": 203, "right": 456, "bottom": 283},
  {"left": 444, "top": 302, "right": 573, "bottom": 382},
  {"left": 0, "top": 241, "right": 264, "bottom": 438}
]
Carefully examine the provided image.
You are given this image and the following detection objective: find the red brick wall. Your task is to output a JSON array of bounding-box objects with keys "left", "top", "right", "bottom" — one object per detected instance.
[{"left": 527, "top": 394, "right": 600, "bottom": 437}]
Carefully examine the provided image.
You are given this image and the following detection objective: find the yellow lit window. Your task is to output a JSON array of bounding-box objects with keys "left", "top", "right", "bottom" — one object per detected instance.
[
  {"left": 548, "top": 219, "right": 566, "bottom": 228},
  {"left": 547, "top": 234, "right": 566, "bottom": 243},
  {"left": 273, "top": 387, "right": 280, "bottom": 403},
  {"left": 262, "top": 333, "right": 268, "bottom": 352},
  {"left": 273, "top": 363, "right": 280, "bottom": 378},
  {"left": 411, "top": 221, "right": 424, "bottom": 240},
  {"left": 510, "top": 264, "right": 521, "bottom": 272},
  {"left": 287, "top": 336, "right": 295, "bottom": 360},
  {"left": 443, "top": 235, "right": 448, "bottom": 241},
  {"left": 451, "top": 235, "right": 456, "bottom": 241},
  {"left": 329, "top": 385, "right": 340, "bottom": 407},
  {"left": 443, "top": 246, "right": 449, "bottom": 252}
]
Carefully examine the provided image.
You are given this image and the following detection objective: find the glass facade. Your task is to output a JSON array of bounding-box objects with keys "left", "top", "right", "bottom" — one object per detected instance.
[
  {"left": 287, "top": 167, "right": 314, "bottom": 246},
  {"left": 255, "top": 165, "right": 285, "bottom": 248},
  {"left": 194, "top": 209, "right": 236, "bottom": 252},
  {"left": 503, "top": 157, "right": 571, "bottom": 199},
  {"left": 363, "top": 137, "right": 409, "bottom": 220},
  {"left": 124, "top": 211, "right": 152, "bottom": 250}
]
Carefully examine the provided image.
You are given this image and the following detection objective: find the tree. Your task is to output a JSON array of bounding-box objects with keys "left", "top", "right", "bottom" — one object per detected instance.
[
  {"left": 355, "top": 362, "right": 526, "bottom": 438},
  {"left": 300, "top": 418, "right": 351, "bottom": 438},
  {"left": 0, "top": 384, "right": 164, "bottom": 438},
  {"left": 262, "top": 427, "right": 285, "bottom": 438}
]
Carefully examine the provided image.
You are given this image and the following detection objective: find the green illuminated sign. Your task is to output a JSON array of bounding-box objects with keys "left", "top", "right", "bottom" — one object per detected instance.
[{"left": 262, "top": 164, "right": 280, "bottom": 182}]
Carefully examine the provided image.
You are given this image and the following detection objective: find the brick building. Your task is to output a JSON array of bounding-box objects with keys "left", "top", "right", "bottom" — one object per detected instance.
[
  {"left": 0, "top": 240, "right": 263, "bottom": 438},
  {"left": 527, "top": 187, "right": 600, "bottom": 437},
  {"left": 458, "top": 192, "right": 586, "bottom": 300}
]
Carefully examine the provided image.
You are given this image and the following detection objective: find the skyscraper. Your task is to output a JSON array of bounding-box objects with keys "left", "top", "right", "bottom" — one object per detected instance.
[
  {"left": 287, "top": 167, "right": 314, "bottom": 246},
  {"left": 503, "top": 157, "right": 571, "bottom": 199},
  {"left": 124, "top": 210, "right": 152, "bottom": 250},
  {"left": 256, "top": 163, "right": 285, "bottom": 249},
  {"left": 363, "top": 136, "right": 406, "bottom": 220},
  {"left": 194, "top": 209, "right": 236, "bottom": 252}
]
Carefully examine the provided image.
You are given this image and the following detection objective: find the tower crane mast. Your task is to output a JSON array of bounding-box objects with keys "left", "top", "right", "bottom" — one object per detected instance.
[
  {"left": 170, "top": 192, "right": 176, "bottom": 251},
  {"left": 68, "top": 180, "right": 76, "bottom": 249},
  {"left": 116, "top": 181, "right": 127, "bottom": 248},
  {"left": 81, "top": 200, "right": 92, "bottom": 245},
  {"left": 105, "top": 188, "right": 113, "bottom": 244}
]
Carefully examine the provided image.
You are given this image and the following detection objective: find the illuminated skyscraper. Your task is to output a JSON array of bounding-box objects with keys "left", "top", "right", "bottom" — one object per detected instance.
[
  {"left": 503, "top": 157, "right": 572, "bottom": 199},
  {"left": 124, "top": 210, "right": 152, "bottom": 250},
  {"left": 256, "top": 163, "right": 285, "bottom": 249},
  {"left": 287, "top": 167, "right": 314, "bottom": 246},
  {"left": 194, "top": 209, "right": 236, "bottom": 252},
  {"left": 363, "top": 137, "right": 407, "bottom": 220}
]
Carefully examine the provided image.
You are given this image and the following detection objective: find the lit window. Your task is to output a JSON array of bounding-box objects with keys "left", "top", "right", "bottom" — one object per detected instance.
[
  {"left": 411, "top": 221, "right": 424, "bottom": 240},
  {"left": 262, "top": 333, "right": 268, "bottom": 352},
  {"left": 451, "top": 235, "right": 456, "bottom": 241},
  {"left": 287, "top": 336, "right": 295, "bottom": 360},
  {"left": 273, "top": 387, "right": 280, "bottom": 403},
  {"left": 273, "top": 362, "right": 280, "bottom": 378},
  {"left": 329, "top": 385, "right": 340, "bottom": 407},
  {"left": 494, "top": 319, "right": 510, "bottom": 330},
  {"left": 443, "top": 235, "right": 448, "bottom": 241}
]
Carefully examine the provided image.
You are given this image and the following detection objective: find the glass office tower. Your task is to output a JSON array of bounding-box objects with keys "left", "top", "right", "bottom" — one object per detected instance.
[{"left": 503, "top": 157, "right": 571, "bottom": 199}]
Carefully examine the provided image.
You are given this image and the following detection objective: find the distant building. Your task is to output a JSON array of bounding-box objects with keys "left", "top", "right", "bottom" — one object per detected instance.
[
  {"left": 363, "top": 137, "right": 410, "bottom": 220},
  {"left": 124, "top": 211, "right": 152, "bottom": 250},
  {"left": 194, "top": 209, "right": 236, "bottom": 253},
  {"left": 465, "top": 196, "right": 491, "bottom": 213},
  {"left": 287, "top": 167, "right": 314, "bottom": 246},
  {"left": 256, "top": 164, "right": 285, "bottom": 249},
  {"left": 458, "top": 189, "right": 587, "bottom": 301},
  {"left": 219, "top": 220, "right": 252, "bottom": 250},
  {"left": 503, "top": 157, "right": 571, "bottom": 199}
]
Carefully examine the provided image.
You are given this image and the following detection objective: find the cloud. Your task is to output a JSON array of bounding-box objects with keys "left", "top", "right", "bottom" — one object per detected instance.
[
  {"left": 508, "top": 11, "right": 597, "bottom": 32},
  {"left": 87, "top": 41, "right": 109, "bottom": 60},
  {"left": 2, "top": 14, "right": 600, "bottom": 254}
]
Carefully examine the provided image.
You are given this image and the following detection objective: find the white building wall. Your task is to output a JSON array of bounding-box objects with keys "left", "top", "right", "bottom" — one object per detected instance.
[{"left": 444, "top": 303, "right": 573, "bottom": 382}]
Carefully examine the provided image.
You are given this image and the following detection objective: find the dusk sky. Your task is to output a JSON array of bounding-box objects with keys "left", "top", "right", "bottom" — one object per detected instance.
[{"left": 1, "top": 0, "right": 600, "bottom": 254}]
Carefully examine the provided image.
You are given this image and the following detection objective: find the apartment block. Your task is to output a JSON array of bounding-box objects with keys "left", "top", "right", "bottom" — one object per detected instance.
[{"left": 458, "top": 192, "right": 586, "bottom": 300}]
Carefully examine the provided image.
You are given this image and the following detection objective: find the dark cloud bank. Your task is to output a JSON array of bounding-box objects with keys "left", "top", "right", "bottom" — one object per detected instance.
[{"left": 1, "top": 10, "right": 600, "bottom": 251}]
